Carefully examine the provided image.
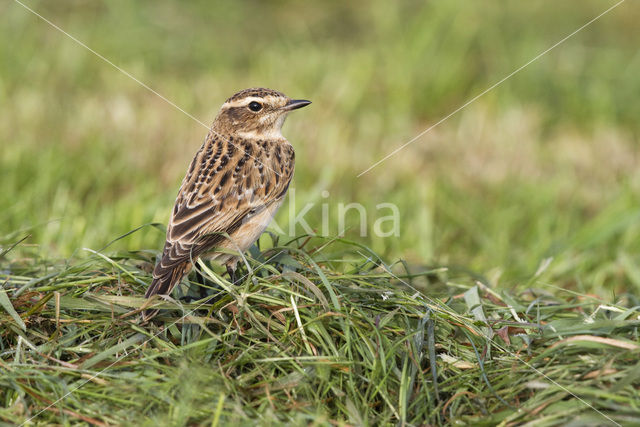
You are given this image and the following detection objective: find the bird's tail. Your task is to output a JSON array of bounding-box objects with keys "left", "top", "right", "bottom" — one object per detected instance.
[{"left": 143, "top": 259, "right": 192, "bottom": 320}]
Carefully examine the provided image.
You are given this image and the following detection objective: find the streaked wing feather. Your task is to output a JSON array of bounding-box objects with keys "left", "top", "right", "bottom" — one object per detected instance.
[{"left": 158, "top": 134, "right": 294, "bottom": 272}]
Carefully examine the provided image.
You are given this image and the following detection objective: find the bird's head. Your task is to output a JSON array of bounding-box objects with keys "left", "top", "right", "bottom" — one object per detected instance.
[{"left": 213, "top": 87, "right": 311, "bottom": 138}]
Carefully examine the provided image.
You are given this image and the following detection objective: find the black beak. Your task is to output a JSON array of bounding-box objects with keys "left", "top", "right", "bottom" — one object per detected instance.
[{"left": 284, "top": 99, "right": 312, "bottom": 111}]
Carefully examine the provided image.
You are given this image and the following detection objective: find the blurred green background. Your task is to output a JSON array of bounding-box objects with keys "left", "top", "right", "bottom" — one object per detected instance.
[{"left": 2, "top": 0, "right": 640, "bottom": 298}]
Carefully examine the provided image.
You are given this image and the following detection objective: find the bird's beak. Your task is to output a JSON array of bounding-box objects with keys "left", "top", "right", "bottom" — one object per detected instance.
[{"left": 283, "top": 99, "right": 312, "bottom": 111}]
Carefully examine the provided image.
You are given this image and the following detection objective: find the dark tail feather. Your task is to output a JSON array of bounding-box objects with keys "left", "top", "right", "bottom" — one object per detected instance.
[{"left": 143, "top": 261, "right": 191, "bottom": 320}]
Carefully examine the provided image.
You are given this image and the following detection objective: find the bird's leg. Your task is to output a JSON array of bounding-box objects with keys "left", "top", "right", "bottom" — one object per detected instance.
[
  {"left": 194, "top": 267, "right": 217, "bottom": 303},
  {"left": 191, "top": 268, "right": 207, "bottom": 297},
  {"left": 197, "top": 270, "right": 209, "bottom": 300},
  {"left": 226, "top": 264, "right": 238, "bottom": 285},
  {"left": 195, "top": 269, "right": 205, "bottom": 285}
]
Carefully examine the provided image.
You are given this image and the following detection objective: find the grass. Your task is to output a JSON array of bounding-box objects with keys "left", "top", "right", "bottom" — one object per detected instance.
[
  {"left": 2, "top": 234, "right": 639, "bottom": 425},
  {"left": 2, "top": 0, "right": 640, "bottom": 425}
]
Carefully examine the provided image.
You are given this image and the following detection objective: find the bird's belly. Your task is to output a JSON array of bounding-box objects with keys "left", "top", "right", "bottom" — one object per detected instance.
[{"left": 207, "top": 199, "right": 285, "bottom": 263}]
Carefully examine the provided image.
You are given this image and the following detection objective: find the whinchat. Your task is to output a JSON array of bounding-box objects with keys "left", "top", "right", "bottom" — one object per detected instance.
[{"left": 144, "top": 88, "right": 311, "bottom": 318}]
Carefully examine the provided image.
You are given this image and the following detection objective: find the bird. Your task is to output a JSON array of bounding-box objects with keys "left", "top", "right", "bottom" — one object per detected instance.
[{"left": 144, "top": 87, "right": 311, "bottom": 319}]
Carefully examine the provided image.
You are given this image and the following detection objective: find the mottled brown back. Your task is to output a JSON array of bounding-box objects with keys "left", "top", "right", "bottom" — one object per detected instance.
[{"left": 145, "top": 131, "right": 294, "bottom": 300}]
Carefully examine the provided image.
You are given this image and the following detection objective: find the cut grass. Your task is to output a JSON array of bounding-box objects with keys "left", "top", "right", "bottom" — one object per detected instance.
[{"left": 1, "top": 234, "right": 639, "bottom": 425}]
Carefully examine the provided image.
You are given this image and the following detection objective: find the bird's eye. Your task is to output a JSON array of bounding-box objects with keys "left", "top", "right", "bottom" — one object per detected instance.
[{"left": 248, "top": 101, "right": 262, "bottom": 112}]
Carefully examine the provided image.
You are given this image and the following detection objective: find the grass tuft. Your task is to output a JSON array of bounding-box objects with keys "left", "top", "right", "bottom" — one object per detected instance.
[{"left": 1, "top": 235, "right": 639, "bottom": 425}]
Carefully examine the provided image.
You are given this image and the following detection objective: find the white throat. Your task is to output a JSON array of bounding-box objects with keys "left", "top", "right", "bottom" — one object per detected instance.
[{"left": 237, "top": 113, "right": 287, "bottom": 140}]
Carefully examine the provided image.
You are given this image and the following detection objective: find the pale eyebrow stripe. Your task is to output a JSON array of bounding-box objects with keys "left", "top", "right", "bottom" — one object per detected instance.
[{"left": 223, "top": 96, "right": 281, "bottom": 109}]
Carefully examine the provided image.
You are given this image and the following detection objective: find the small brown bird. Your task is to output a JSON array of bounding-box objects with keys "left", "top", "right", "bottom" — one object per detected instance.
[{"left": 144, "top": 88, "right": 310, "bottom": 318}]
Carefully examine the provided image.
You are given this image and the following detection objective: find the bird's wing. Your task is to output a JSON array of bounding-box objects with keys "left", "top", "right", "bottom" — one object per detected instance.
[{"left": 159, "top": 134, "right": 294, "bottom": 269}]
